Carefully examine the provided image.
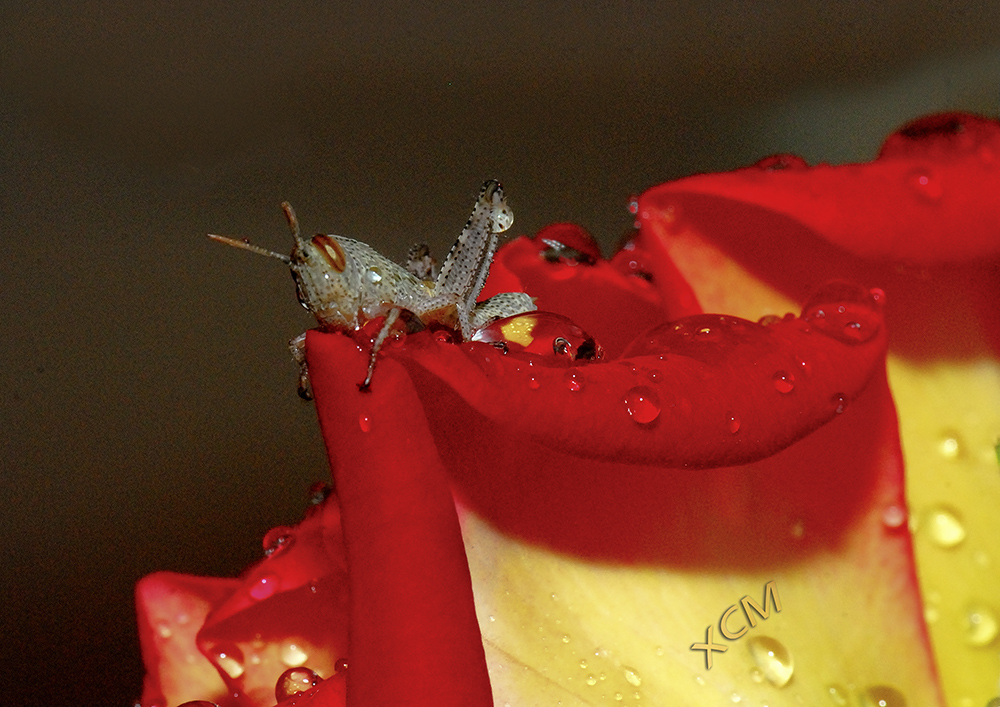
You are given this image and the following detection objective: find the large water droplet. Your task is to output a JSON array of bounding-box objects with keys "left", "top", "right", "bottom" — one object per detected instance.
[
  {"left": 623, "top": 666, "right": 642, "bottom": 687},
  {"left": 263, "top": 527, "right": 294, "bottom": 558},
  {"left": 746, "top": 636, "right": 794, "bottom": 687},
  {"left": 623, "top": 386, "right": 661, "bottom": 425},
  {"left": 925, "top": 506, "right": 966, "bottom": 548},
  {"left": 964, "top": 604, "right": 999, "bottom": 647},
  {"left": 281, "top": 642, "right": 309, "bottom": 667},
  {"left": 275, "top": 667, "right": 322, "bottom": 702},
  {"left": 772, "top": 371, "right": 795, "bottom": 394},
  {"left": 209, "top": 643, "right": 245, "bottom": 679},
  {"left": 472, "top": 312, "right": 603, "bottom": 360},
  {"left": 248, "top": 573, "right": 280, "bottom": 601},
  {"left": 802, "top": 281, "right": 883, "bottom": 345},
  {"left": 860, "top": 685, "right": 906, "bottom": 707}
]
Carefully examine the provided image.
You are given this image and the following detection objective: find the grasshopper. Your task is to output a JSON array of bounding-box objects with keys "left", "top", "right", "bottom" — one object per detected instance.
[{"left": 209, "top": 180, "right": 536, "bottom": 394}]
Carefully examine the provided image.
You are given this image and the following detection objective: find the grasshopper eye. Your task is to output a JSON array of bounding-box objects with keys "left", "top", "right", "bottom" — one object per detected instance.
[{"left": 311, "top": 234, "right": 347, "bottom": 273}]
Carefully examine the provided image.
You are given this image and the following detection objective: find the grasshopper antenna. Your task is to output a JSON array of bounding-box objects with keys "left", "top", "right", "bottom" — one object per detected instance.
[
  {"left": 208, "top": 201, "right": 306, "bottom": 264},
  {"left": 207, "top": 234, "right": 291, "bottom": 263}
]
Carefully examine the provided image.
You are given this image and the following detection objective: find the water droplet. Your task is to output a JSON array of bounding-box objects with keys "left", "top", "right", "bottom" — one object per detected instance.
[
  {"left": 155, "top": 623, "right": 172, "bottom": 639},
  {"left": 964, "top": 604, "right": 999, "bottom": 647},
  {"left": 747, "top": 636, "right": 794, "bottom": 687},
  {"left": 249, "top": 573, "right": 280, "bottom": 601},
  {"left": 209, "top": 643, "right": 245, "bottom": 679},
  {"left": 731, "top": 693, "right": 742, "bottom": 703},
  {"left": 561, "top": 634, "right": 571, "bottom": 644},
  {"left": 623, "top": 666, "right": 642, "bottom": 687},
  {"left": 881, "top": 505, "right": 907, "bottom": 529},
  {"left": 694, "top": 675, "right": 705, "bottom": 686},
  {"left": 861, "top": 684, "right": 906, "bottom": 707},
  {"left": 565, "top": 371, "right": 583, "bottom": 392},
  {"left": 725, "top": 412, "right": 741, "bottom": 434},
  {"left": 275, "top": 667, "right": 322, "bottom": 702},
  {"left": 750, "top": 668, "right": 764, "bottom": 683},
  {"left": 358, "top": 414, "right": 372, "bottom": 432},
  {"left": 334, "top": 657, "right": 348, "bottom": 673},
  {"left": 579, "top": 659, "right": 588, "bottom": 669},
  {"left": 365, "top": 267, "right": 383, "bottom": 284},
  {"left": 924, "top": 605, "right": 940, "bottom": 624},
  {"left": 802, "top": 281, "right": 883, "bottom": 344},
  {"left": 527, "top": 375, "right": 540, "bottom": 390},
  {"left": 831, "top": 393, "right": 847, "bottom": 414},
  {"left": 281, "top": 642, "right": 309, "bottom": 667},
  {"left": 906, "top": 168, "right": 943, "bottom": 202},
  {"left": 755, "top": 153, "right": 809, "bottom": 170},
  {"left": 628, "top": 196, "right": 639, "bottom": 215},
  {"left": 599, "top": 672, "right": 607, "bottom": 681},
  {"left": 654, "top": 645, "right": 664, "bottom": 656},
  {"left": 615, "top": 693, "right": 624, "bottom": 701},
  {"left": 623, "top": 386, "right": 661, "bottom": 425},
  {"left": 586, "top": 675, "right": 598, "bottom": 686},
  {"left": 937, "top": 432, "right": 962, "bottom": 459},
  {"left": 824, "top": 684, "right": 850, "bottom": 705},
  {"left": 488, "top": 615, "right": 496, "bottom": 622},
  {"left": 262, "top": 527, "right": 294, "bottom": 558},
  {"left": 926, "top": 506, "right": 966, "bottom": 548},
  {"left": 772, "top": 371, "right": 795, "bottom": 394}
]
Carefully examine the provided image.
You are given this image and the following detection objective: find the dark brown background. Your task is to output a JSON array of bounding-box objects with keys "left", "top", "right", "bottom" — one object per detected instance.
[{"left": 1, "top": 3, "right": 997, "bottom": 705}]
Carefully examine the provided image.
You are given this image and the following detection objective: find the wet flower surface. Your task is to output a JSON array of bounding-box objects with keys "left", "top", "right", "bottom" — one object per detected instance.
[{"left": 137, "top": 112, "right": 1000, "bottom": 707}]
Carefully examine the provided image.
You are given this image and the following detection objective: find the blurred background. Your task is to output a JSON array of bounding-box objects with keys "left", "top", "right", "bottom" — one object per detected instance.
[{"left": 1, "top": 2, "right": 998, "bottom": 705}]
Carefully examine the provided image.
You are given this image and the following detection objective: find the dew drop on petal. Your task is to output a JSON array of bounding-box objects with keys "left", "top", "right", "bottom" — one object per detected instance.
[
  {"left": 772, "top": 371, "right": 795, "bottom": 394},
  {"left": 925, "top": 506, "right": 966, "bottom": 548},
  {"left": 725, "top": 412, "right": 741, "bottom": 434},
  {"left": 825, "top": 684, "right": 850, "bottom": 705},
  {"left": 561, "top": 634, "right": 571, "bottom": 644},
  {"left": 860, "top": 685, "right": 906, "bottom": 707},
  {"left": 881, "top": 505, "right": 907, "bottom": 529},
  {"left": 615, "top": 693, "right": 624, "bottom": 701},
  {"left": 802, "top": 281, "right": 883, "bottom": 344},
  {"left": 746, "top": 636, "right": 794, "bottom": 687},
  {"left": 750, "top": 668, "right": 764, "bottom": 683},
  {"left": 281, "top": 642, "right": 309, "bottom": 667},
  {"left": 248, "top": 573, "right": 280, "bottom": 601},
  {"left": 831, "top": 393, "right": 847, "bottom": 414},
  {"left": 623, "top": 386, "right": 661, "bottom": 425},
  {"left": 334, "top": 657, "right": 348, "bottom": 673},
  {"left": 937, "top": 431, "right": 962, "bottom": 459},
  {"left": 627, "top": 195, "right": 639, "bottom": 215},
  {"left": 209, "top": 643, "right": 245, "bottom": 679},
  {"left": 964, "top": 604, "right": 999, "bottom": 647},
  {"left": 564, "top": 371, "right": 583, "bottom": 392},
  {"left": 623, "top": 666, "right": 642, "bottom": 687},
  {"left": 358, "top": 413, "right": 372, "bottom": 432},
  {"left": 579, "top": 659, "right": 588, "bottom": 669},
  {"left": 275, "top": 667, "right": 322, "bottom": 702},
  {"left": 905, "top": 168, "right": 944, "bottom": 201},
  {"left": 586, "top": 675, "right": 598, "bottom": 686},
  {"left": 731, "top": 693, "right": 742, "bottom": 703}
]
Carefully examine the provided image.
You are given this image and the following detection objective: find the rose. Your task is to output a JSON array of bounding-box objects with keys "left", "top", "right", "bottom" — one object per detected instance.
[{"left": 136, "top": 112, "right": 999, "bottom": 707}]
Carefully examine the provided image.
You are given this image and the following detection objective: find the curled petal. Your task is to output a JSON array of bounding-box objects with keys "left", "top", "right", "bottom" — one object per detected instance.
[
  {"left": 641, "top": 112, "right": 1000, "bottom": 263},
  {"left": 401, "top": 282, "right": 886, "bottom": 469}
]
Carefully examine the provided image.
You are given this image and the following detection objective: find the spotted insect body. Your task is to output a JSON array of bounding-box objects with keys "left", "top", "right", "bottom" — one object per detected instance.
[{"left": 210, "top": 180, "right": 535, "bottom": 392}]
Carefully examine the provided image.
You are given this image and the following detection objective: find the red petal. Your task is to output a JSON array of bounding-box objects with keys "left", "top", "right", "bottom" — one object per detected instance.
[
  {"left": 485, "top": 236, "right": 677, "bottom": 357},
  {"left": 401, "top": 282, "right": 886, "bottom": 469},
  {"left": 305, "top": 331, "right": 493, "bottom": 707},
  {"left": 641, "top": 112, "right": 1000, "bottom": 263},
  {"left": 195, "top": 497, "right": 349, "bottom": 707}
]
